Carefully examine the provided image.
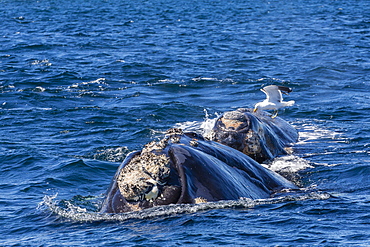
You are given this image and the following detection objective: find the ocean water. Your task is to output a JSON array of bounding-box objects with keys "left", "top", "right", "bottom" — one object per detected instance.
[{"left": 1, "top": 0, "right": 370, "bottom": 246}]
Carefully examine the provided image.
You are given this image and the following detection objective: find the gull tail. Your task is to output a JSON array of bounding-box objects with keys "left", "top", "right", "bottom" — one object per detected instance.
[{"left": 284, "top": 100, "right": 295, "bottom": 107}]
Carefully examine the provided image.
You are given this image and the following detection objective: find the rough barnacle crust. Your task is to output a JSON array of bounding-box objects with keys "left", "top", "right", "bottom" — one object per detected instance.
[
  {"left": 220, "top": 110, "right": 250, "bottom": 132},
  {"left": 165, "top": 128, "right": 183, "bottom": 143},
  {"left": 117, "top": 128, "right": 185, "bottom": 202},
  {"left": 165, "top": 128, "right": 184, "bottom": 136},
  {"left": 117, "top": 150, "right": 170, "bottom": 201},
  {"left": 223, "top": 110, "right": 247, "bottom": 122},
  {"left": 242, "top": 129, "right": 262, "bottom": 155},
  {"left": 143, "top": 140, "right": 166, "bottom": 152},
  {"left": 139, "top": 152, "right": 170, "bottom": 181},
  {"left": 190, "top": 139, "right": 198, "bottom": 147},
  {"left": 220, "top": 118, "right": 244, "bottom": 130},
  {"left": 194, "top": 197, "right": 207, "bottom": 204},
  {"left": 204, "top": 108, "right": 268, "bottom": 161},
  {"left": 117, "top": 170, "right": 152, "bottom": 201}
]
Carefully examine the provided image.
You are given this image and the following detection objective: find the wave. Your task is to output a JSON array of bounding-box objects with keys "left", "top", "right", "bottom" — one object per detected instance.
[
  {"left": 38, "top": 190, "right": 331, "bottom": 222},
  {"left": 296, "top": 122, "right": 345, "bottom": 146}
]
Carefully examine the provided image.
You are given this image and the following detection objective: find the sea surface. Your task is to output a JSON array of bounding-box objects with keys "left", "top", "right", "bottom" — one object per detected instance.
[{"left": 1, "top": 0, "right": 370, "bottom": 246}]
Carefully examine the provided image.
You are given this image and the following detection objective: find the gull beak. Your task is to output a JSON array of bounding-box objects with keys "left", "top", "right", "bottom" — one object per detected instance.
[
  {"left": 253, "top": 107, "right": 257, "bottom": 113},
  {"left": 271, "top": 110, "right": 278, "bottom": 118}
]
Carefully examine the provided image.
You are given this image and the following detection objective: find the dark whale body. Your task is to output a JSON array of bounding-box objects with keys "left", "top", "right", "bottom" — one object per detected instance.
[
  {"left": 101, "top": 110, "right": 298, "bottom": 213},
  {"left": 207, "top": 108, "right": 298, "bottom": 162}
]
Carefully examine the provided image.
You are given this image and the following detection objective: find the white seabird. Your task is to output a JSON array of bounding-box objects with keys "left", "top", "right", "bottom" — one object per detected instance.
[{"left": 253, "top": 85, "right": 295, "bottom": 118}]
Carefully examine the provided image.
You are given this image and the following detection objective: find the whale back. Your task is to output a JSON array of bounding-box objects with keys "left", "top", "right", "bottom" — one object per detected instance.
[{"left": 100, "top": 130, "right": 297, "bottom": 213}]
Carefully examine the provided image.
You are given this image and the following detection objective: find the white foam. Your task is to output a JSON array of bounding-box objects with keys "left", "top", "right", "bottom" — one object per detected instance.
[
  {"left": 93, "top": 146, "right": 129, "bottom": 162},
  {"left": 31, "top": 59, "right": 52, "bottom": 66},
  {"left": 174, "top": 121, "right": 203, "bottom": 134},
  {"left": 263, "top": 155, "right": 313, "bottom": 173},
  {"left": 200, "top": 117, "right": 219, "bottom": 137},
  {"left": 38, "top": 191, "right": 331, "bottom": 222},
  {"left": 69, "top": 78, "right": 107, "bottom": 89},
  {"left": 173, "top": 109, "right": 220, "bottom": 136},
  {"left": 34, "top": 86, "right": 46, "bottom": 92},
  {"left": 296, "top": 123, "right": 345, "bottom": 145},
  {"left": 191, "top": 77, "right": 218, "bottom": 81}
]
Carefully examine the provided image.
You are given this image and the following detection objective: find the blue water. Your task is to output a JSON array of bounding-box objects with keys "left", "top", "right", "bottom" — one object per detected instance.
[{"left": 1, "top": 0, "right": 370, "bottom": 245}]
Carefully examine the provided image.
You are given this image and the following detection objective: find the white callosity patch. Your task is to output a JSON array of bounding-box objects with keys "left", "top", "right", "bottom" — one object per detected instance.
[
  {"left": 242, "top": 129, "right": 262, "bottom": 156},
  {"left": 117, "top": 150, "right": 170, "bottom": 202},
  {"left": 116, "top": 129, "right": 185, "bottom": 202}
]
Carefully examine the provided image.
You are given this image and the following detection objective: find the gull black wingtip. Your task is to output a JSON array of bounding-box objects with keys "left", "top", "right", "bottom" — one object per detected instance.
[{"left": 277, "top": 86, "right": 293, "bottom": 94}]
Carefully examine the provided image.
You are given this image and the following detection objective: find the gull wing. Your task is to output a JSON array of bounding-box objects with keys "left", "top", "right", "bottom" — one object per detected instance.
[
  {"left": 277, "top": 86, "right": 292, "bottom": 95},
  {"left": 261, "top": 85, "right": 283, "bottom": 103}
]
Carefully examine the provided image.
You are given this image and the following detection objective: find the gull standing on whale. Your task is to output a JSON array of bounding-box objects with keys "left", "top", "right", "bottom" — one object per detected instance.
[{"left": 253, "top": 85, "right": 295, "bottom": 118}]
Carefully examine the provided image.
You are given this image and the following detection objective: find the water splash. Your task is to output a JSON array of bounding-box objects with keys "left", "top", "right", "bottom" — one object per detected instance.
[
  {"left": 38, "top": 190, "right": 331, "bottom": 222},
  {"left": 263, "top": 155, "right": 313, "bottom": 174},
  {"left": 93, "top": 146, "right": 129, "bottom": 162},
  {"left": 173, "top": 108, "right": 220, "bottom": 136}
]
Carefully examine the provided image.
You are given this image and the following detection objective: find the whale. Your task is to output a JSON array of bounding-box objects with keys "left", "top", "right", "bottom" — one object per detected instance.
[
  {"left": 206, "top": 108, "right": 298, "bottom": 163},
  {"left": 100, "top": 124, "right": 298, "bottom": 213}
]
